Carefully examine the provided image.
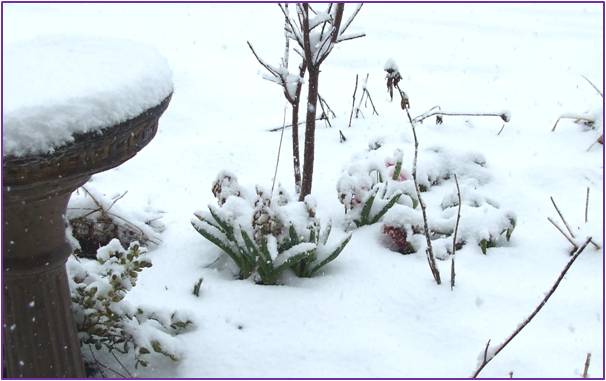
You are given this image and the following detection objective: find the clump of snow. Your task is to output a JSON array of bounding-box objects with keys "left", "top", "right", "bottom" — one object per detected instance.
[
  {"left": 384, "top": 57, "right": 399, "bottom": 72},
  {"left": 3, "top": 36, "right": 173, "bottom": 157}
]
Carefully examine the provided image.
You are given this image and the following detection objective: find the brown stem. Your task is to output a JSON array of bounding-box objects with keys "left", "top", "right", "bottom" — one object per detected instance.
[
  {"left": 348, "top": 74, "right": 358, "bottom": 127},
  {"left": 547, "top": 217, "right": 578, "bottom": 251},
  {"left": 472, "top": 238, "right": 593, "bottom": 378},
  {"left": 497, "top": 123, "right": 506, "bottom": 136},
  {"left": 550, "top": 196, "right": 576, "bottom": 239},
  {"left": 582, "top": 352, "right": 591, "bottom": 378},
  {"left": 300, "top": 66, "right": 320, "bottom": 201},
  {"left": 413, "top": 110, "right": 509, "bottom": 124},
  {"left": 291, "top": 61, "right": 306, "bottom": 194},
  {"left": 271, "top": 106, "right": 288, "bottom": 196},
  {"left": 451, "top": 173, "right": 462, "bottom": 291},
  {"left": 584, "top": 187, "right": 589, "bottom": 224},
  {"left": 396, "top": 85, "right": 441, "bottom": 285},
  {"left": 365, "top": 89, "right": 379, "bottom": 116}
]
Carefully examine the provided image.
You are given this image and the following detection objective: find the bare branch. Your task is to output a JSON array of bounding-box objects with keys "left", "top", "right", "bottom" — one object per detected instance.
[
  {"left": 247, "top": 41, "right": 297, "bottom": 105},
  {"left": 319, "top": 3, "right": 333, "bottom": 41},
  {"left": 106, "top": 190, "right": 128, "bottom": 212},
  {"left": 247, "top": 41, "right": 279, "bottom": 77},
  {"left": 547, "top": 217, "right": 578, "bottom": 251},
  {"left": 550, "top": 196, "right": 576, "bottom": 239},
  {"left": 340, "top": 3, "right": 363, "bottom": 35},
  {"left": 282, "top": 3, "right": 290, "bottom": 69},
  {"left": 581, "top": 74, "right": 603, "bottom": 98},
  {"left": 413, "top": 110, "right": 509, "bottom": 124},
  {"left": 278, "top": 3, "right": 303, "bottom": 47},
  {"left": 336, "top": 32, "right": 367, "bottom": 42},
  {"left": 472, "top": 238, "right": 593, "bottom": 378},
  {"left": 318, "top": 94, "right": 336, "bottom": 118}
]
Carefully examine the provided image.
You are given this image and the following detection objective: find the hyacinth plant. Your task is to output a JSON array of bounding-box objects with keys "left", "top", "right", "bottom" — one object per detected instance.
[
  {"left": 338, "top": 148, "right": 418, "bottom": 229},
  {"left": 380, "top": 178, "right": 517, "bottom": 258},
  {"left": 192, "top": 172, "right": 351, "bottom": 285},
  {"left": 67, "top": 239, "right": 193, "bottom": 369}
]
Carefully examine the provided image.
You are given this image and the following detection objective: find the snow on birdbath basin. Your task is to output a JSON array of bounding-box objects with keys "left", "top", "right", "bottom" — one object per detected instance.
[{"left": 2, "top": 36, "right": 173, "bottom": 377}]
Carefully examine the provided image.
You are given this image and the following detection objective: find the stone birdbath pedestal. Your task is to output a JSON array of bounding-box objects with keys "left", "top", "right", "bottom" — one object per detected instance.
[{"left": 2, "top": 37, "right": 173, "bottom": 377}]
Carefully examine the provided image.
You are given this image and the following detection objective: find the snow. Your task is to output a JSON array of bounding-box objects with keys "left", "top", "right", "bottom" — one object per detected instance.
[
  {"left": 4, "top": 3, "right": 603, "bottom": 379},
  {"left": 3, "top": 35, "right": 173, "bottom": 157}
]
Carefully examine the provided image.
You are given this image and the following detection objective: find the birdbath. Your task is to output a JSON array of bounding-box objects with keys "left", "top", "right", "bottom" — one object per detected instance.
[{"left": 2, "top": 37, "right": 173, "bottom": 377}]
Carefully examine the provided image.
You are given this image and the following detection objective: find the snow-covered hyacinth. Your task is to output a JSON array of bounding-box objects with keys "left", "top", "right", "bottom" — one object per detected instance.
[
  {"left": 340, "top": 144, "right": 516, "bottom": 257},
  {"left": 192, "top": 171, "right": 351, "bottom": 284},
  {"left": 337, "top": 147, "right": 417, "bottom": 229},
  {"left": 67, "top": 239, "right": 193, "bottom": 369}
]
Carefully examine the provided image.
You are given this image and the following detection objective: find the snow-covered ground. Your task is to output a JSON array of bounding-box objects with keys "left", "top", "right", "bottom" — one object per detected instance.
[{"left": 3, "top": 3, "right": 603, "bottom": 378}]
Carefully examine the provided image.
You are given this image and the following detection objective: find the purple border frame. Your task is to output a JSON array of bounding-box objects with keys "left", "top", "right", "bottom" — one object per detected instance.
[{"left": 0, "top": 1, "right": 604, "bottom": 380}]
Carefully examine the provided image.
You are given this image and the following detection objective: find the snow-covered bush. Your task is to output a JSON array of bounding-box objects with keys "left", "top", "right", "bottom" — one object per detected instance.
[
  {"left": 68, "top": 239, "right": 193, "bottom": 369},
  {"left": 192, "top": 172, "right": 351, "bottom": 285},
  {"left": 338, "top": 148, "right": 417, "bottom": 229},
  {"left": 435, "top": 187, "right": 516, "bottom": 255},
  {"left": 67, "top": 185, "right": 164, "bottom": 257},
  {"left": 382, "top": 183, "right": 516, "bottom": 258},
  {"left": 340, "top": 145, "right": 514, "bottom": 257}
]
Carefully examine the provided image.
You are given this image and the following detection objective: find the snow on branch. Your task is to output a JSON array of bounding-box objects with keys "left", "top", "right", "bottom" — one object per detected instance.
[
  {"left": 247, "top": 41, "right": 302, "bottom": 104},
  {"left": 282, "top": 3, "right": 365, "bottom": 67},
  {"left": 339, "top": 3, "right": 363, "bottom": 35}
]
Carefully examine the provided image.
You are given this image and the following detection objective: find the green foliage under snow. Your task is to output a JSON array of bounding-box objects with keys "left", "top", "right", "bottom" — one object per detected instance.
[{"left": 67, "top": 239, "right": 193, "bottom": 369}]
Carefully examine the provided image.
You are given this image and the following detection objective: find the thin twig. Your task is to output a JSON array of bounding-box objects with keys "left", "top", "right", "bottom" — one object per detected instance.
[
  {"left": 413, "top": 110, "right": 509, "bottom": 124},
  {"left": 581, "top": 74, "right": 603, "bottom": 98},
  {"left": 339, "top": 3, "right": 363, "bottom": 35},
  {"left": 586, "top": 136, "right": 602, "bottom": 152},
  {"left": 110, "top": 351, "right": 133, "bottom": 378},
  {"left": 106, "top": 190, "right": 128, "bottom": 212},
  {"left": 88, "top": 345, "right": 128, "bottom": 378},
  {"left": 582, "top": 352, "right": 591, "bottom": 378},
  {"left": 547, "top": 217, "right": 578, "bottom": 251},
  {"left": 396, "top": 84, "right": 441, "bottom": 285},
  {"left": 584, "top": 187, "right": 590, "bottom": 224},
  {"left": 365, "top": 89, "right": 379, "bottom": 116},
  {"left": 339, "top": 130, "right": 347, "bottom": 143},
  {"left": 451, "top": 173, "right": 462, "bottom": 291},
  {"left": 318, "top": 95, "right": 332, "bottom": 127},
  {"left": 497, "top": 123, "right": 506, "bottom": 136},
  {"left": 267, "top": 117, "right": 324, "bottom": 132},
  {"left": 472, "top": 238, "right": 593, "bottom": 378},
  {"left": 318, "top": 94, "right": 336, "bottom": 118},
  {"left": 282, "top": 3, "right": 290, "bottom": 68},
  {"left": 552, "top": 116, "right": 595, "bottom": 132},
  {"left": 348, "top": 74, "right": 358, "bottom": 127},
  {"left": 550, "top": 196, "right": 576, "bottom": 239},
  {"left": 354, "top": 74, "right": 368, "bottom": 119},
  {"left": 271, "top": 106, "right": 288, "bottom": 196}
]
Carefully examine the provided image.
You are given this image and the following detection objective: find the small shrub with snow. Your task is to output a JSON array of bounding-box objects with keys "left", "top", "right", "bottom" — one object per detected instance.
[
  {"left": 382, "top": 180, "right": 516, "bottom": 258},
  {"left": 67, "top": 185, "right": 164, "bottom": 258},
  {"left": 341, "top": 145, "right": 515, "bottom": 257},
  {"left": 434, "top": 187, "right": 516, "bottom": 255},
  {"left": 337, "top": 147, "right": 417, "bottom": 229},
  {"left": 192, "top": 172, "right": 351, "bottom": 285},
  {"left": 68, "top": 239, "right": 193, "bottom": 369}
]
